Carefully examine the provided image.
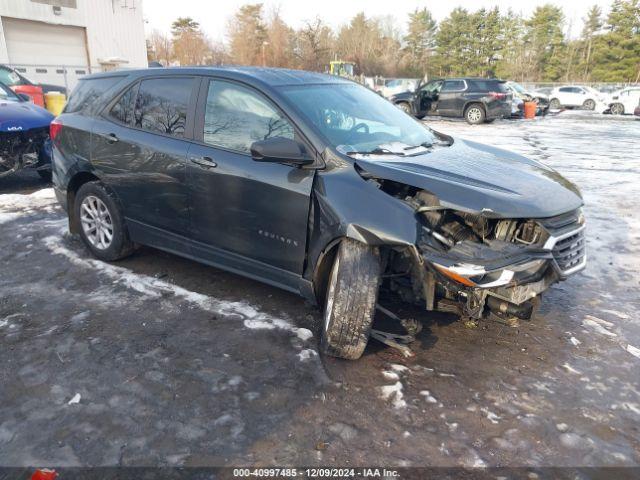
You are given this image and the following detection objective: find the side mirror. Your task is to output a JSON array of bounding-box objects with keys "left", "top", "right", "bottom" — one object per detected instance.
[
  {"left": 18, "top": 93, "right": 31, "bottom": 102},
  {"left": 250, "top": 137, "right": 314, "bottom": 166}
]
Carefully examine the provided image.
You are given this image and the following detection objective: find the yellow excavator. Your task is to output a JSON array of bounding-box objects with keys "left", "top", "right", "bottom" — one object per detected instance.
[{"left": 329, "top": 60, "right": 356, "bottom": 78}]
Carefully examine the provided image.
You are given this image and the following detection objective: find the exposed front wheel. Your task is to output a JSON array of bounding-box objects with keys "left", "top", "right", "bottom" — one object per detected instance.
[
  {"left": 74, "top": 181, "right": 135, "bottom": 262},
  {"left": 610, "top": 103, "right": 624, "bottom": 115},
  {"left": 397, "top": 102, "right": 412, "bottom": 115},
  {"left": 550, "top": 98, "right": 561, "bottom": 109},
  {"left": 464, "top": 104, "right": 485, "bottom": 124},
  {"left": 321, "top": 239, "right": 381, "bottom": 360},
  {"left": 583, "top": 99, "right": 596, "bottom": 110}
]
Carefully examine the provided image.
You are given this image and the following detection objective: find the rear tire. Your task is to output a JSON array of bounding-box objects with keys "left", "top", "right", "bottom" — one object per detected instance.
[
  {"left": 74, "top": 181, "right": 135, "bottom": 262},
  {"left": 550, "top": 98, "right": 561, "bottom": 109},
  {"left": 321, "top": 239, "right": 381, "bottom": 360},
  {"left": 583, "top": 99, "right": 596, "bottom": 110},
  {"left": 464, "top": 104, "right": 485, "bottom": 125},
  {"left": 610, "top": 103, "right": 624, "bottom": 115}
]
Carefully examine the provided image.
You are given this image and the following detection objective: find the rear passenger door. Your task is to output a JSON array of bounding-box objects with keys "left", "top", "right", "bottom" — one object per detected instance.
[
  {"left": 186, "top": 78, "right": 315, "bottom": 285},
  {"left": 437, "top": 80, "right": 466, "bottom": 116},
  {"left": 92, "top": 76, "right": 197, "bottom": 240}
]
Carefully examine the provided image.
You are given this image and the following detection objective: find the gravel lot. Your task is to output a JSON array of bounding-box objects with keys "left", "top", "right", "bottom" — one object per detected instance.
[{"left": 1, "top": 111, "right": 639, "bottom": 469}]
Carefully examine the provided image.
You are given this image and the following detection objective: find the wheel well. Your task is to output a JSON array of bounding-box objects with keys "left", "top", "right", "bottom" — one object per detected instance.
[
  {"left": 464, "top": 102, "right": 485, "bottom": 114},
  {"left": 313, "top": 239, "right": 341, "bottom": 307},
  {"left": 66, "top": 172, "right": 100, "bottom": 234}
]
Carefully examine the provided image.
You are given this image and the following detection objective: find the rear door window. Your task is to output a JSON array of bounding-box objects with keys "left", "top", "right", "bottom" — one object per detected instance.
[
  {"left": 441, "top": 80, "right": 465, "bottom": 92},
  {"left": 108, "top": 83, "right": 138, "bottom": 125},
  {"left": 64, "top": 76, "right": 124, "bottom": 114},
  {"left": 201, "top": 80, "right": 294, "bottom": 154},
  {"left": 134, "top": 77, "right": 195, "bottom": 137},
  {"left": 470, "top": 80, "right": 506, "bottom": 92}
]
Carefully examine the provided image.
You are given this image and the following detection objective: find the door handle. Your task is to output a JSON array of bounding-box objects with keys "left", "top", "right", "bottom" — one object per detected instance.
[
  {"left": 97, "top": 132, "right": 118, "bottom": 144},
  {"left": 190, "top": 156, "right": 217, "bottom": 169}
]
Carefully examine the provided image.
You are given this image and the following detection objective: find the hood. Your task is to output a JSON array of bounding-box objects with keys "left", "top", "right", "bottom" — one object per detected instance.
[
  {"left": 354, "top": 136, "right": 583, "bottom": 219},
  {"left": 0, "top": 100, "right": 54, "bottom": 132}
]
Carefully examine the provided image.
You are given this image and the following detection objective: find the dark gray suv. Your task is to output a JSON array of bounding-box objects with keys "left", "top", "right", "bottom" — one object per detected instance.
[{"left": 51, "top": 67, "right": 586, "bottom": 360}]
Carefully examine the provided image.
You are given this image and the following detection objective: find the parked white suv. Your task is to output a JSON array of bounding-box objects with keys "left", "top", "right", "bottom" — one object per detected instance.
[
  {"left": 606, "top": 87, "right": 640, "bottom": 115},
  {"left": 549, "top": 86, "right": 605, "bottom": 110}
]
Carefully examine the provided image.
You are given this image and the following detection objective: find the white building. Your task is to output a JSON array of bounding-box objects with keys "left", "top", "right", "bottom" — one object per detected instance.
[{"left": 0, "top": 0, "right": 147, "bottom": 90}]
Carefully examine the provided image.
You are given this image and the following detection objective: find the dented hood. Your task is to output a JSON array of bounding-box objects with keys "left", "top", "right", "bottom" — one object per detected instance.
[{"left": 354, "top": 136, "right": 583, "bottom": 219}]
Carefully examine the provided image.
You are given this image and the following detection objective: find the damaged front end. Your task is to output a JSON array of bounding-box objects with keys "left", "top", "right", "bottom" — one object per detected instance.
[
  {"left": 371, "top": 180, "right": 586, "bottom": 324},
  {"left": 0, "top": 128, "right": 51, "bottom": 178}
]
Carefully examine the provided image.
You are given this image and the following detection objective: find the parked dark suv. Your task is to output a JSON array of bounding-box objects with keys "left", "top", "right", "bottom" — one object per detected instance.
[
  {"left": 51, "top": 67, "right": 585, "bottom": 360},
  {"left": 389, "top": 78, "right": 512, "bottom": 124}
]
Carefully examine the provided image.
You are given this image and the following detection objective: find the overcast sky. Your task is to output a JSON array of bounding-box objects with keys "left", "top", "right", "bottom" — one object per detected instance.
[{"left": 143, "top": 0, "right": 613, "bottom": 42}]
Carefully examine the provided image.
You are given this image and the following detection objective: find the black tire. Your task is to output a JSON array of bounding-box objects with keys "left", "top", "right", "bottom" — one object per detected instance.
[
  {"left": 397, "top": 102, "right": 413, "bottom": 115},
  {"left": 583, "top": 99, "right": 596, "bottom": 110},
  {"left": 321, "top": 239, "right": 381, "bottom": 360},
  {"left": 37, "top": 169, "right": 52, "bottom": 182},
  {"left": 74, "top": 181, "right": 135, "bottom": 262},
  {"left": 610, "top": 103, "right": 624, "bottom": 115},
  {"left": 550, "top": 98, "right": 561, "bottom": 109},
  {"left": 464, "top": 103, "right": 485, "bottom": 125}
]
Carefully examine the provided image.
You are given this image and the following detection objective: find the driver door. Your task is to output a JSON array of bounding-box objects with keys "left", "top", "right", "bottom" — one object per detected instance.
[{"left": 417, "top": 80, "right": 442, "bottom": 117}]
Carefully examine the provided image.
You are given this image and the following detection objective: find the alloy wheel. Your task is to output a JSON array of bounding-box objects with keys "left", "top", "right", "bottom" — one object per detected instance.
[
  {"left": 467, "top": 107, "right": 482, "bottom": 123},
  {"left": 583, "top": 99, "right": 596, "bottom": 110},
  {"left": 611, "top": 103, "right": 624, "bottom": 115},
  {"left": 80, "top": 195, "right": 114, "bottom": 250}
]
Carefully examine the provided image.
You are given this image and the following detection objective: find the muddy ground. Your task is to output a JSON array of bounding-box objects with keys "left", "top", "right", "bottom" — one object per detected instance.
[{"left": 0, "top": 112, "right": 639, "bottom": 469}]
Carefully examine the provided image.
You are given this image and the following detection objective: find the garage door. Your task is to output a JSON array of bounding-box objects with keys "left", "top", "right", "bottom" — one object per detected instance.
[{"left": 1, "top": 17, "right": 89, "bottom": 89}]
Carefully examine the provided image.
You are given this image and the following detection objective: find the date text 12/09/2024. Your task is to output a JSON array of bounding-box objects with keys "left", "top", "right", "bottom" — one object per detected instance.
[{"left": 233, "top": 468, "right": 400, "bottom": 478}]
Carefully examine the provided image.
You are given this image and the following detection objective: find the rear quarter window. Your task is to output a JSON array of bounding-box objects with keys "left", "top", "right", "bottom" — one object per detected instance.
[
  {"left": 64, "top": 76, "right": 124, "bottom": 114},
  {"left": 470, "top": 80, "right": 507, "bottom": 92}
]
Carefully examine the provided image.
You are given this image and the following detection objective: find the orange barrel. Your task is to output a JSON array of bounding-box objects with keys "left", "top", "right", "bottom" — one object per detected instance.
[
  {"left": 524, "top": 101, "right": 537, "bottom": 119},
  {"left": 11, "top": 85, "right": 45, "bottom": 107}
]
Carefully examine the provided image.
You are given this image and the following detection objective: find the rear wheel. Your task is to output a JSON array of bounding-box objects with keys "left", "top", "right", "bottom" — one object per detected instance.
[
  {"left": 464, "top": 104, "right": 485, "bottom": 125},
  {"left": 550, "top": 98, "right": 561, "bottom": 109},
  {"left": 583, "top": 99, "right": 596, "bottom": 110},
  {"left": 321, "top": 239, "right": 381, "bottom": 360},
  {"left": 74, "top": 181, "right": 135, "bottom": 262},
  {"left": 610, "top": 103, "right": 624, "bottom": 115}
]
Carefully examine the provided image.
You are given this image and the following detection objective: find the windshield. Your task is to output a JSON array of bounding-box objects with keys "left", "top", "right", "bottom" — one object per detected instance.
[
  {"left": 0, "top": 67, "right": 27, "bottom": 87},
  {"left": 0, "top": 82, "right": 20, "bottom": 102},
  {"left": 279, "top": 83, "right": 437, "bottom": 155}
]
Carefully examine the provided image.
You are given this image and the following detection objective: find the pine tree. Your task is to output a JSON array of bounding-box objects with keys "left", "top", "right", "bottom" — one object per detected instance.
[{"left": 402, "top": 8, "right": 437, "bottom": 77}]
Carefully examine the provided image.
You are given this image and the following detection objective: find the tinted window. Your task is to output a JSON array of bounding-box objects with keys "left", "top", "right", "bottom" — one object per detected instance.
[
  {"left": 470, "top": 80, "right": 508, "bottom": 92},
  {"left": 65, "top": 76, "right": 123, "bottom": 114},
  {"left": 559, "top": 87, "right": 572, "bottom": 93},
  {"left": 0, "top": 66, "right": 26, "bottom": 87},
  {"left": 109, "top": 83, "right": 138, "bottom": 125},
  {"left": 134, "top": 77, "right": 194, "bottom": 137},
  {"left": 203, "top": 80, "right": 294, "bottom": 153},
  {"left": 442, "top": 80, "right": 465, "bottom": 92}
]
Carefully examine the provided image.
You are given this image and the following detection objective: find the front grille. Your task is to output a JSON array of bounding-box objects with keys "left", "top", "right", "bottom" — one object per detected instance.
[{"left": 552, "top": 227, "right": 586, "bottom": 274}]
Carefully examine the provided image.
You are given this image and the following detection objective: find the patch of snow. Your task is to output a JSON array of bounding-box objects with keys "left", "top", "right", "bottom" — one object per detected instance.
[
  {"left": 438, "top": 372, "right": 456, "bottom": 378},
  {"left": 620, "top": 402, "right": 640, "bottom": 416},
  {"left": 389, "top": 364, "right": 409, "bottom": 373},
  {"left": 562, "top": 363, "right": 582, "bottom": 375},
  {"left": 419, "top": 390, "right": 438, "bottom": 404},
  {"left": 382, "top": 370, "right": 400, "bottom": 381},
  {"left": 569, "top": 336, "right": 582, "bottom": 346},
  {"left": 297, "top": 349, "right": 317, "bottom": 361},
  {"left": 295, "top": 328, "right": 313, "bottom": 342},
  {"left": 379, "top": 382, "right": 406, "bottom": 409},
  {"left": 481, "top": 407, "right": 501, "bottom": 424},
  {"left": 600, "top": 309, "right": 629, "bottom": 320},
  {"left": 582, "top": 316, "right": 617, "bottom": 337},
  {"left": 556, "top": 423, "right": 569, "bottom": 432},
  {"left": 625, "top": 344, "right": 640, "bottom": 359},
  {"left": 67, "top": 393, "right": 81, "bottom": 405}
]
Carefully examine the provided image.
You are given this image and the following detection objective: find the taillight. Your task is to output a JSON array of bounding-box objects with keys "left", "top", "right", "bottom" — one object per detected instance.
[
  {"left": 489, "top": 92, "right": 507, "bottom": 100},
  {"left": 50, "top": 119, "right": 62, "bottom": 142}
]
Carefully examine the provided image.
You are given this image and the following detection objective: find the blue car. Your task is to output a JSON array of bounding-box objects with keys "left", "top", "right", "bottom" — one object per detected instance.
[{"left": 0, "top": 81, "right": 54, "bottom": 180}]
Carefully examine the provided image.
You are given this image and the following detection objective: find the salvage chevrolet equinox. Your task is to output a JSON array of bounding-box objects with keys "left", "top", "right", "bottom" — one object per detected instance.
[{"left": 51, "top": 67, "right": 586, "bottom": 360}]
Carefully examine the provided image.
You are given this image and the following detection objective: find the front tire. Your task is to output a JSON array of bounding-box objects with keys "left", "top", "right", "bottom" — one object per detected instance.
[
  {"left": 583, "top": 99, "right": 596, "bottom": 110},
  {"left": 321, "top": 239, "right": 381, "bottom": 360},
  {"left": 397, "top": 102, "right": 412, "bottom": 116},
  {"left": 550, "top": 98, "right": 561, "bottom": 109},
  {"left": 610, "top": 103, "right": 624, "bottom": 115},
  {"left": 74, "top": 181, "right": 135, "bottom": 262},
  {"left": 464, "top": 104, "right": 485, "bottom": 124}
]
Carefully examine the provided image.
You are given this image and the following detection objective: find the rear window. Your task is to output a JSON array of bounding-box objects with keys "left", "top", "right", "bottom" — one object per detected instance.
[
  {"left": 470, "top": 80, "right": 507, "bottom": 92},
  {"left": 134, "top": 77, "right": 195, "bottom": 137},
  {"left": 64, "top": 76, "right": 124, "bottom": 114}
]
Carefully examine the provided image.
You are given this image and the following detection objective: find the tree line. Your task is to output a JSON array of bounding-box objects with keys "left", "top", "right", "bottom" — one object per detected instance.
[{"left": 147, "top": 0, "right": 640, "bottom": 83}]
